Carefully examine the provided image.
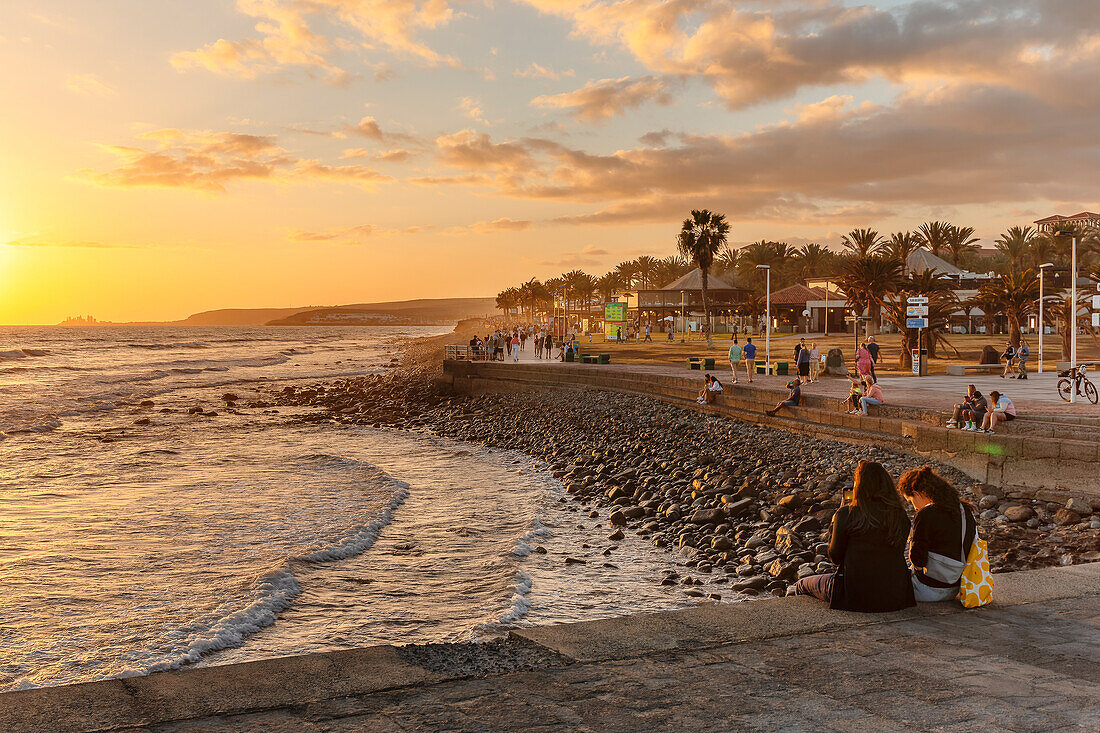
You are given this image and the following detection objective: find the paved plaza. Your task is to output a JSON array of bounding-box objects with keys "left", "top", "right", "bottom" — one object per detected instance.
[{"left": 7, "top": 563, "right": 1097, "bottom": 733}]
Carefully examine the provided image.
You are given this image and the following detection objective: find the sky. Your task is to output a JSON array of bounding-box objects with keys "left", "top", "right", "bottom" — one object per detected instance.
[{"left": 1, "top": 0, "right": 1098, "bottom": 323}]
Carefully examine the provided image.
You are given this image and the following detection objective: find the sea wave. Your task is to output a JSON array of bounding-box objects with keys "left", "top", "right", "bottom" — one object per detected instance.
[
  {"left": 0, "top": 348, "right": 50, "bottom": 361},
  {"left": 127, "top": 341, "right": 209, "bottom": 350},
  {"left": 86, "top": 467, "right": 409, "bottom": 684}
]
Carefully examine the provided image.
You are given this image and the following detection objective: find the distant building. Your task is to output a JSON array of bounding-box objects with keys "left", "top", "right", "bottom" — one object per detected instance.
[
  {"left": 636, "top": 269, "right": 751, "bottom": 333},
  {"left": 1033, "top": 212, "right": 1100, "bottom": 233}
]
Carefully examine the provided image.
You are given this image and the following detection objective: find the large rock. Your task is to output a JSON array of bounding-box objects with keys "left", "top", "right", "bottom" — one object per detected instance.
[
  {"left": 1054, "top": 508, "right": 1081, "bottom": 526},
  {"left": 689, "top": 508, "right": 726, "bottom": 525},
  {"left": 979, "top": 345, "right": 1000, "bottom": 365},
  {"left": 1004, "top": 505, "right": 1034, "bottom": 523}
]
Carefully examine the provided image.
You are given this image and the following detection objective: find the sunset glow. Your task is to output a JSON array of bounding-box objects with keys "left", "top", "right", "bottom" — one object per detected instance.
[{"left": 2, "top": 0, "right": 1098, "bottom": 323}]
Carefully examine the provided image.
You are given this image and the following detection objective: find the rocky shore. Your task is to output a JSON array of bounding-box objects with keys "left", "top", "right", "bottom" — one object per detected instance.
[{"left": 271, "top": 356, "right": 1100, "bottom": 601}]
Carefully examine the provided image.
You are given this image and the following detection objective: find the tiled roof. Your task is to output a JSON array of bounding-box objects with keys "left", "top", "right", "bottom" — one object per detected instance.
[
  {"left": 660, "top": 268, "right": 736, "bottom": 290},
  {"left": 769, "top": 284, "right": 828, "bottom": 305}
]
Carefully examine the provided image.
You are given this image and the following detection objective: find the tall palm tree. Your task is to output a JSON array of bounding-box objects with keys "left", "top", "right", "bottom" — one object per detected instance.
[
  {"left": 879, "top": 270, "right": 959, "bottom": 365},
  {"left": 634, "top": 256, "right": 659, "bottom": 290},
  {"left": 715, "top": 245, "right": 739, "bottom": 278},
  {"left": 678, "top": 209, "right": 730, "bottom": 349},
  {"left": 884, "top": 231, "right": 924, "bottom": 271},
  {"left": 972, "top": 269, "right": 1040, "bottom": 345},
  {"left": 841, "top": 228, "right": 885, "bottom": 257},
  {"left": 916, "top": 221, "right": 953, "bottom": 259},
  {"left": 596, "top": 272, "right": 624, "bottom": 303},
  {"left": 836, "top": 255, "right": 905, "bottom": 337},
  {"left": 793, "top": 242, "right": 834, "bottom": 282},
  {"left": 614, "top": 260, "right": 639, "bottom": 289},
  {"left": 736, "top": 240, "right": 780, "bottom": 290},
  {"left": 496, "top": 287, "right": 521, "bottom": 316},
  {"left": 945, "top": 225, "right": 980, "bottom": 267},
  {"left": 1044, "top": 290, "right": 1099, "bottom": 360},
  {"left": 994, "top": 226, "right": 1035, "bottom": 272},
  {"left": 653, "top": 255, "right": 691, "bottom": 288}
]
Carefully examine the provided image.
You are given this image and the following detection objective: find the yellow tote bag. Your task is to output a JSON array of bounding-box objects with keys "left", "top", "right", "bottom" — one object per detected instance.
[{"left": 957, "top": 507, "right": 993, "bottom": 608}]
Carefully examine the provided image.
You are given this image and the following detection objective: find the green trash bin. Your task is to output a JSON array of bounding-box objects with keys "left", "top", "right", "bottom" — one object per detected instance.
[
  {"left": 704, "top": 358, "right": 716, "bottom": 370},
  {"left": 565, "top": 351, "right": 574, "bottom": 362},
  {"left": 598, "top": 354, "right": 611, "bottom": 364},
  {"left": 776, "top": 361, "right": 789, "bottom": 376}
]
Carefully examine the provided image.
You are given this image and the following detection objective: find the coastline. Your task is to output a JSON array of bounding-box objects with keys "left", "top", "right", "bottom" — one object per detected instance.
[{"left": 277, "top": 320, "right": 1100, "bottom": 592}]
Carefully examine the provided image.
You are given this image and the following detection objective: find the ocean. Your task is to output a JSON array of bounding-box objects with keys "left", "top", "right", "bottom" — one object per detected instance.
[{"left": 0, "top": 326, "right": 691, "bottom": 691}]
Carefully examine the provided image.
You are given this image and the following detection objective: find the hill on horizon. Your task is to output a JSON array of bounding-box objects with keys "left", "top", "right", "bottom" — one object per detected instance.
[{"left": 175, "top": 297, "right": 496, "bottom": 326}]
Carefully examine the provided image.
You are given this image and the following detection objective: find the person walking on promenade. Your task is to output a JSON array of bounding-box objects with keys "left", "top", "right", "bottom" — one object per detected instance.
[
  {"left": 510, "top": 333, "right": 520, "bottom": 362},
  {"left": 859, "top": 380, "right": 885, "bottom": 415},
  {"left": 544, "top": 331, "right": 554, "bottom": 360},
  {"left": 1000, "top": 340, "right": 1016, "bottom": 378},
  {"left": 727, "top": 339, "right": 743, "bottom": 384},
  {"left": 896, "top": 466, "right": 976, "bottom": 603},
  {"left": 796, "top": 340, "right": 812, "bottom": 384},
  {"left": 808, "top": 342, "right": 821, "bottom": 383},
  {"left": 644, "top": 322, "right": 652, "bottom": 342},
  {"left": 1016, "top": 339, "right": 1030, "bottom": 379},
  {"left": 697, "top": 373, "right": 723, "bottom": 404},
  {"left": 765, "top": 380, "right": 801, "bottom": 417},
  {"left": 794, "top": 461, "right": 915, "bottom": 611},
  {"left": 743, "top": 338, "right": 757, "bottom": 382},
  {"left": 866, "top": 336, "right": 880, "bottom": 382},
  {"left": 855, "top": 342, "right": 874, "bottom": 383},
  {"left": 519, "top": 327, "right": 527, "bottom": 353},
  {"left": 981, "top": 390, "right": 1016, "bottom": 433}
]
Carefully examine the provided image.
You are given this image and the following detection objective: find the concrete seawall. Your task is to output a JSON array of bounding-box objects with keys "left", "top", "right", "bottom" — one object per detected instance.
[
  {"left": 439, "top": 360, "right": 1100, "bottom": 501},
  {"left": 2, "top": 562, "right": 1097, "bottom": 732}
]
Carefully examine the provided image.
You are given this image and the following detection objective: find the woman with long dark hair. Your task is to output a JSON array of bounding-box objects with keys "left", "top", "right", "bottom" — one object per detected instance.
[
  {"left": 896, "top": 466, "right": 976, "bottom": 602},
  {"left": 794, "top": 461, "right": 915, "bottom": 612}
]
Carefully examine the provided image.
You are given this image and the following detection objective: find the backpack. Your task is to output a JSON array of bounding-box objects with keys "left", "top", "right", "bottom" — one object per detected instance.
[{"left": 956, "top": 505, "right": 994, "bottom": 608}]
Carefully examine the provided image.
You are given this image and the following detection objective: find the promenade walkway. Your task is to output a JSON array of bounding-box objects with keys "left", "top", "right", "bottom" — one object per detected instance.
[{"left": 5, "top": 563, "right": 1097, "bottom": 732}]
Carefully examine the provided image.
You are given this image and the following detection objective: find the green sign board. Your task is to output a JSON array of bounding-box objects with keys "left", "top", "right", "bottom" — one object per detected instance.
[{"left": 604, "top": 302, "right": 626, "bottom": 322}]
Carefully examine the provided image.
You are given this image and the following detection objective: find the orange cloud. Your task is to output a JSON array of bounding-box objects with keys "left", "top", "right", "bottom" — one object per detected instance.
[
  {"left": 65, "top": 73, "right": 116, "bottom": 97},
  {"left": 532, "top": 75, "right": 671, "bottom": 121},
  {"left": 171, "top": 0, "right": 462, "bottom": 82},
  {"left": 80, "top": 129, "right": 389, "bottom": 193},
  {"left": 514, "top": 63, "right": 575, "bottom": 80}
]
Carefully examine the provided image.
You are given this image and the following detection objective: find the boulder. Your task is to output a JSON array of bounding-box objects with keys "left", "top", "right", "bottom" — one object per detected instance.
[
  {"left": 1004, "top": 506, "right": 1034, "bottom": 523},
  {"left": 979, "top": 345, "right": 1000, "bottom": 365},
  {"left": 1054, "top": 508, "right": 1081, "bottom": 526},
  {"left": 689, "top": 508, "right": 726, "bottom": 525}
]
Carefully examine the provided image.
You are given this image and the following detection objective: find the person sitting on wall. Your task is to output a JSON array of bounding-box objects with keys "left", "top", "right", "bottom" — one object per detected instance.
[
  {"left": 981, "top": 390, "right": 1016, "bottom": 434},
  {"left": 765, "top": 380, "right": 801, "bottom": 417},
  {"left": 697, "top": 373, "right": 723, "bottom": 404}
]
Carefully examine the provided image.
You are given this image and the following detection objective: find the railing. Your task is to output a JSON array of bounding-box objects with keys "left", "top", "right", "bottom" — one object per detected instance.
[{"left": 444, "top": 344, "right": 495, "bottom": 360}]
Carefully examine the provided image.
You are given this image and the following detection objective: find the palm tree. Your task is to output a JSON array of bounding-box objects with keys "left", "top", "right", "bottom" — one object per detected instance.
[
  {"left": 1044, "top": 291, "right": 1099, "bottom": 360},
  {"left": 678, "top": 209, "right": 730, "bottom": 349},
  {"left": 715, "top": 245, "right": 739, "bottom": 278},
  {"left": 972, "top": 269, "right": 1040, "bottom": 345},
  {"left": 994, "top": 226, "right": 1035, "bottom": 272},
  {"left": 793, "top": 242, "right": 834, "bottom": 282},
  {"left": 917, "top": 221, "right": 953, "bottom": 259},
  {"left": 496, "top": 287, "right": 521, "bottom": 317},
  {"left": 884, "top": 231, "right": 924, "bottom": 271},
  {"left": 879, "top": 270, "right": 959, "bottom": 365},
  {"left": 614, "top": 260, "right": 639, "bottom": 289},
  {"left": 634, "top": 256, "right": 659, "bottom": 290},
  {"left": 736, "top": 240, "right": 780, "bottom": 290},
  {"left": 841, "top": 228, "right": 885, "bottom": 257},
  {"left": 596, "top": 272, "right": 624, "bottom": 303},
  {"left": 836, "top": 255, "right": 905, "bottom": 337},
  {"left": 945, "top": 225, "right": 980, "bottom": 267},
  {"left": 653, "top": 255, "right": 691, "bottom": 288}
]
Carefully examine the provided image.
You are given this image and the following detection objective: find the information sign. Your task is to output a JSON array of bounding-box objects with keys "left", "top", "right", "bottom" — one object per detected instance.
[
  {"left": 604, "top": 302, "right": 626, "bottom": 322},
  {"left": 907, "top": 296, "right": 929, "bottom": 304},
  {"left": 906, "top": 317, "right": 928, "bottom": 329},
  {"left": 906, "top": 305, "right": 928, "bottom": 317}
]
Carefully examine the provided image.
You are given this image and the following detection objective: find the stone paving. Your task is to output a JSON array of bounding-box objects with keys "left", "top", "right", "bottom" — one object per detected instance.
[{"left": 116, "top": 594, "right": 1100, "bottom": 733}]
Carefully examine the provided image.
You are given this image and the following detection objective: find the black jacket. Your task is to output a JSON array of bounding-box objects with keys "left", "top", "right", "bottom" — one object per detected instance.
[
  {"left": 828, "top": 505, "right": 916, "bottom": 612},
  {"left": 910, "top": 503, "right": 976, "bottom": 589}
]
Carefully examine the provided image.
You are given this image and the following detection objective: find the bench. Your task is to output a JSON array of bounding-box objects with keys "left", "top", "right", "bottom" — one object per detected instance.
[
  {"left": 945, "top": 363, "right": 1002, "bottom": 376},
  {"left": 598, "top": 353, "right": 611, "bottom": 364},
  {"left": 688, "top": 357, "right": 716, "bottom": 370}
]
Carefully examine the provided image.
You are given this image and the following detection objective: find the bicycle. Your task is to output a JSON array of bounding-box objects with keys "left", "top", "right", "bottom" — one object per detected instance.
[{"left": 1058, "top": 365, "right": 1098, "bottom": 404}]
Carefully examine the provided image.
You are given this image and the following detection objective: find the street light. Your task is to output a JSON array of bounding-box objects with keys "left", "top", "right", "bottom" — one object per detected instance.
[
  {"left": 757, "top": 265, "right": 771, "bottom": 373},
  {"left": 1038, "top": 262, "right": 1054, "bottom": 374},
  {"left": 1054, "top": 231, "right": 1078, "bottom": 402}
]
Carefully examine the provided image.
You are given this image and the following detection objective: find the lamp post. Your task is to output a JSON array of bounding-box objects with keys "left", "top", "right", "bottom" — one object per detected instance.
[
  {"left": 1055, "top": 231, "right": 1078, "bottom": 402},
  {"left": 1038, "top": 262, "right": 1053, "bottom": 373},
  {"left": 757, "top": 265, "right": 771, "bottom": 373}
]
